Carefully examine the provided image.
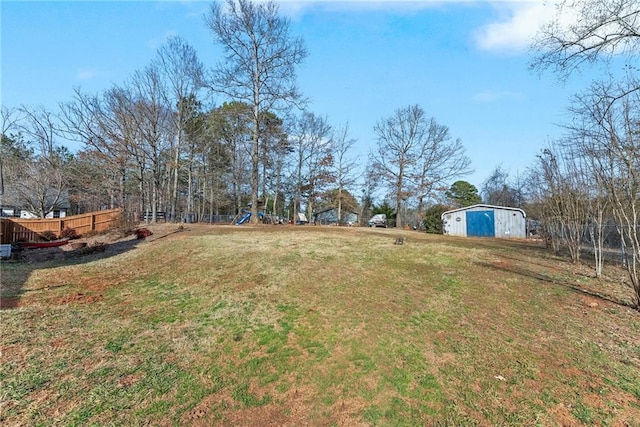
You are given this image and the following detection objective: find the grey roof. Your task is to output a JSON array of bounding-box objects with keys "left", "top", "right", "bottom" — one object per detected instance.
[
  {"left": 0, "top": 187, "right": 71, "bottom": 210},
  {"left": 441, "top": 204, "right": 526, "bottom": 219}
]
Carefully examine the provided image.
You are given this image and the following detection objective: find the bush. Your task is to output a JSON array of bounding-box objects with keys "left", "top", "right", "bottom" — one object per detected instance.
[
  {"left": 134, "top": 228, "right": 153, "bottom": 239},
  {"left": 422, "top": 204, "right": 450, "bottom": 234},
  {"left": 39, "top": 230, "right": 57, "bottom": 241},
  {"left": 112, "top": 211, "right": 137, "bottom": 238},
  {"left": 60, "top": 227, "right": 80, "bottom": 240}
]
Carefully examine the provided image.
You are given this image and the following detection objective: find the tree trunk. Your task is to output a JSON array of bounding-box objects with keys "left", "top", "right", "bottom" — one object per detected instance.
[
  {"left": 250, "top": 42, "right": 260, "bottom": 225},
  {"left": 251, "top": 118, "right": 260, "bottom": 224},
  {"left": 171, "top": 139, "right": 180, "bottom": 222},
  {"left": 119, "top": 165, "right": 126, "bottom": 210},
  {"left": 337, "top": 187, "right": 343, "bottom": 225},
  {"left": 396, "top": 168, "right": 404, "bottom": 228}
]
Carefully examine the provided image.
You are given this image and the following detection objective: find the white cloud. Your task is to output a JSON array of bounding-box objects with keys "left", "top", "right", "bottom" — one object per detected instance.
[
  {"left": 475, "top": 1, "right": 558, "bottom": 52},
  {"left": 276, "top": 1, "right": 562, "bottom": 51}
]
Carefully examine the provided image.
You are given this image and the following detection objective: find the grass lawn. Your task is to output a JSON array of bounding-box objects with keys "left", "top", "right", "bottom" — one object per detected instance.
[{"left": 1, "top": 224, "right": 639, "bottom": 426}]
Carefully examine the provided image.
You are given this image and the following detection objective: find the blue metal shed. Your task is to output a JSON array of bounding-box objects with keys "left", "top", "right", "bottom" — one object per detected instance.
[{"left": 441, "top": 204, "right": 526, "bottom": 238}]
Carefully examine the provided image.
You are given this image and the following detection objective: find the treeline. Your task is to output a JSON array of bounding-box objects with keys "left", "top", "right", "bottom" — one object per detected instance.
[
  {"left": 528, "top": 0, "right": 640, "bottom": 308},
  {"left": 0, "top": 0, "right": 473, "bottom": 228},
  {"left": 0, "top": 2, "right": 349, "bottom": 224},
  {"left": 0, "top": 99, "right": 361, "bottom": 223}
]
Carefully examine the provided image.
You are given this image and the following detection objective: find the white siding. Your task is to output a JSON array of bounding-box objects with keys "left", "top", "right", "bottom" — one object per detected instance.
[
  {"left": 442, "top": 210, "right": 467, "bottom": 236},
  {"left": 494, "top": 209, "right": 526, "bottom": 238}
]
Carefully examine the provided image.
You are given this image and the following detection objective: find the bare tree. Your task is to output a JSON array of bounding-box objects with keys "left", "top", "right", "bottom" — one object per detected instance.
[
  {"left": 155, "top": 36, "right": 205, "bottom": 221},
  {"left": 59, "top": 87, "right": 133, "bottom": 210},
  {"left": 584, "top": 170, "right": 610, "bottom": 278},
  {"left": 535, "top": 146, "right": 590, "bottom": 264},
  {"left": 482, "top": 166, "right": 522, "bottom": 207},
  {"left": 412, "top": 118, "right": 472, "bottom": 218},
  {"left": 127, "top": 65, "right": 172, "bottom": 222},
  {"left": 531, "top": 0, "right": 640, "bottom": 80},
  {"left": 603, "top": 108, "right": 640, "bottom": 308},
  {"left": 65, "top": 148, "right": 115, "bottom": 213},
  {"left": 289, "top": 112, "right": 332, "bottom": 223},
  {"left": 258, "top": 111, "right": 289, "bottom": 217},
  {"left": 568, "top": 81, "right": 640, "bottom": 307},
  {"left": 531, "top": 0, "right": 640, "bottom": 125},
  {"left": 0, "top": 107, "right": 23, "bottom": 201},
  {"left": 0, "top": 134, "right": 32, "bottom": 216},
  {"left": 331, "top": 123, "right": 359, "bottom": 225},
  {"left": 19, "top": 106, "right": 59, "bottom": 162},
  {"left": 205, "top": 0, "right": 307, "bottom": 223},
  {"left": 372, "top": 105, "right": 425, "bottom": 229},
  {"left": 0, "top": 107, "right": 21, "bottom": 137},
  {"left": 15, "top": 106, "right": 70, "bottom": 218},
  {"left": 551, "top": 111, "right": 610, "bottom": 277},
  {"left": 209, "top": 102, "right": 252, "bottom": 214},
  {"left": 531, "top": 0, "right": 640, "bottom": 307},
  {"left": 371, "top": 105, "right": 471, "bottom": 228}
]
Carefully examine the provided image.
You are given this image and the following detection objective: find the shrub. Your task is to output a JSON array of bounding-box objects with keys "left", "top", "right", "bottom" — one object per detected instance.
[
  {"left": 39, "top": 230, "right": 57, "bottom": 241},
  {"left": 82, "top": 230, "right": 100, "bottom": 238},
  {"left": 134, "top": 228, "right": 153, "bottom": 239},
  {"left": 60, "top": 227, "right": 80, "bottom": 240},
  {"left": 422, "top": 204, "right": 450, "bottom": 234},
  {"left": 112, "top": 211, "right": 137, "bottom": 238}
]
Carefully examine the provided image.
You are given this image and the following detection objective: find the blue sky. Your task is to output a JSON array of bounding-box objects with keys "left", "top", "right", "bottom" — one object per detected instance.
[{"left": 1, "top": 0, "right": 601, "bottom": 190}]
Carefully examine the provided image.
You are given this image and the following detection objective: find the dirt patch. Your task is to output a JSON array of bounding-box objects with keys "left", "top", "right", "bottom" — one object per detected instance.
[
  {"left": 549, "top": 403, "right": 580, "bottom": 427},
  {"left": 221, "top": 405, "right": 291, "bottom": 427},
  {"left": 0, "top": 296, "right": 20, "bottom": 309},
  {"left": 7, "top": 223, "right": 187, "bottom": 263},
  {"left": 117, "top": 373, "right": 145, "bottom": 389},
  {"left": 55, "top": 292, "right": 104, "bottom": 305}
]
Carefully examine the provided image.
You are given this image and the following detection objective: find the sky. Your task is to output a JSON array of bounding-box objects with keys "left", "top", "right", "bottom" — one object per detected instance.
[{"left": 1, "top": 0, "right": 605, "bottom": 191}]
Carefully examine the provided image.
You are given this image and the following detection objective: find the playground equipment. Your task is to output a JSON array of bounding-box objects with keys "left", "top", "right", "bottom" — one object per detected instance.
[{"left": 234, "top": 211, "right": 264, "bottom": 225}]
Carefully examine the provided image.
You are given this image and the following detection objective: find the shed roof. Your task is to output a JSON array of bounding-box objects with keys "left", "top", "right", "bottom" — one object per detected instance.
[{"left": 441, "top": 204, "right": 526, "bottom": 218}]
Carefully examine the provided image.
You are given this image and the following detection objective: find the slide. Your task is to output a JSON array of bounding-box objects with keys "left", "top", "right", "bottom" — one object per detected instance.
[
  {"left": 235, "top": 211, "right": 265, "bottom": 225},
  {"left": 235, "top": 212, "right": 252, "bottom": 225}
]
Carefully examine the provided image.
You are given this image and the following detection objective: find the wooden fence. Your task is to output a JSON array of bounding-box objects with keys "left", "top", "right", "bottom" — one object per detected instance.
[{"left": 0, "top": 209, "right": 121, "bottom": 244}]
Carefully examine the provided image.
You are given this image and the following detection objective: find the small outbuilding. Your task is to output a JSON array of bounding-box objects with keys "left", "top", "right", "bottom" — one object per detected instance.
[{"left": 441, "top": 204, "right": 526, "bottom": 238}]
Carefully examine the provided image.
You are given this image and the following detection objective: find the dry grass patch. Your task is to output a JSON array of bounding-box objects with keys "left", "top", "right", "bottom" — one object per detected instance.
[{"left": 1, "top": 225, "right": 639, "bottom": 426}]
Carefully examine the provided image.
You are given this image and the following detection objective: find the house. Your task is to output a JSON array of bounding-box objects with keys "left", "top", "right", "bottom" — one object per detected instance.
[
  {"left": 0, "top": 188, "right": 71, "bottom": 219},
  {"left": 441, "top": 204, "right": 526, "bottom": 238},
  {"left": 313, "top": 208, "right": 359, "bottom": 226}
]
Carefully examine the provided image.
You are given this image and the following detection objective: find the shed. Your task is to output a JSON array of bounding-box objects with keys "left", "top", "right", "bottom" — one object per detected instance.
[{"left": 441, "top": 204, "right": 526, "bottom": 238}]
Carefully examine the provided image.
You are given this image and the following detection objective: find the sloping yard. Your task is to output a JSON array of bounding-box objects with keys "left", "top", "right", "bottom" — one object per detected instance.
[{"left": 1, "top": 224, "right": 639, "bottom": 426}]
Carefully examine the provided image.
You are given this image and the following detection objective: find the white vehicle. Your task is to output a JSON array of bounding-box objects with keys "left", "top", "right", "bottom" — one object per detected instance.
[{"left": 368, "top": 213, "right": 387, "bottom": 228}]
